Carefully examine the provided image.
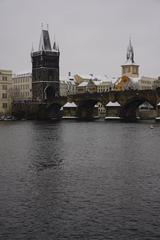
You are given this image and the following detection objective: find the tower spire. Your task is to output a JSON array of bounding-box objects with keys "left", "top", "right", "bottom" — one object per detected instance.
[
  {"left": 53, "top": 35, "right": 59, "bottom": 52},
  {"left": 121, "top": 37, "right": 139, "bottom": 78},
  {"left": 53, "top": 41, "right": 56, "bottom": 50},
  {"left": 126, "top": 37, "right": 134, "bottom": 63},
  {"left": 38, "top": 24, "right": 52, "bottom": 51}
]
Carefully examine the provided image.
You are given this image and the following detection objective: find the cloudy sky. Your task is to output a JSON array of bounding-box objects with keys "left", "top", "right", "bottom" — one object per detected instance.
[{"left": 0, "top": 0, "right": 160, "bottom": 79}]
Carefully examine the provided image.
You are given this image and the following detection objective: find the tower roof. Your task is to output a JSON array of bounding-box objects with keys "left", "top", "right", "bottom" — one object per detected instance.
[
  {"left": 126, "top": 38, "right": 135, "bottom": 64},
  {"left": 39, "top": 29, "right": 52, "bottom": 51}
]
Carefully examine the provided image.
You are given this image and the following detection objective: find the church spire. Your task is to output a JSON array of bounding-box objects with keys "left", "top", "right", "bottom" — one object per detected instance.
[{"left": 126, "top": 37, "right": 134, "bottom": 63}]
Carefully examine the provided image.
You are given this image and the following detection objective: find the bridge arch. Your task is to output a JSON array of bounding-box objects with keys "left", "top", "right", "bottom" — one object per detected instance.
[
  {"left": 121, "top": 97, "right": 156, "bottom": 121},
  {"left": 76, "top": 98, "right": 100, "bottom": 119},
  {"left": 44, "top": 85, "right": 56, "bottom": 100}
]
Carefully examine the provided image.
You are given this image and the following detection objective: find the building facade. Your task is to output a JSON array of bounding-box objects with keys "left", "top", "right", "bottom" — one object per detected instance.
[
  {"left": 153, "top": 77, "right": 160, "bottom": 89},
  {"left": 59, "top": 73, "right": 76, "bottom": 96},
  {"left": 31, "top": 28, "right": 60, "bottom": 101},
  {"left": 96, "top": 80, "right": 113, "bottom": 92},
  {"left": 11, "top": 73, "right": 32, "bottom": 101},
  {"left": 138, "top": 76, "right": 156, "bottom": 90},
  {"left": 0, "top": 69, "right": 12, "bottom": 115},
  {"left": 77, "top": 79, "right": 97, "bottom": 94},
  {"left": 60, "top": 80, "right": 76, "bottom": 96}
]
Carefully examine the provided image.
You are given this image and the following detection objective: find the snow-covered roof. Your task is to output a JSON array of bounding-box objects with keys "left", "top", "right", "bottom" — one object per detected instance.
[
  {"left": 140, "top": 76, "right": 156, "bottom": 81},
  {"left": 139, "top": 102, "right": 154, "bottom": 109},
  {"left": 106, "top": 101, "right": 121, "bottom": 107},
  {"left": 13, "top": 71, "right": 31, "bottom": 77},
  {"left": 60, "top": 79, "right": 76, "bottom": 85},
  {"left": 93, "top": 81, "right": 101, "bottom": 86},
  {"left": 78, "top": 82, "right": 88, "bottom": 87},
  {"left": 129, "top": 77, "right": 141, "bottom": 83},
  {"left": 94, "top": 104, "right": 98, "bottom": 108},
  {"left": 62, "top": 102, "right": 77, "bottom": 108},
  {"left": 110, "top": 77, "right": 118, "bottom": 83},
  {"left": 94, "top": 80, "right": 112, "bottom": 86},
  {"left": 75, "top": 73, "right": 103, "bottom": 81},
  {"left": 76, "top": 74, "right": 95, "bottom": 79}
]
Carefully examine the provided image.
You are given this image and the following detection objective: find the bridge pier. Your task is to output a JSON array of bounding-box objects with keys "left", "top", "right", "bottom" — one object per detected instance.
[
  {"left": 155, "top": 102, "right": 160, "bottom": 122},
  {"left": 12, "top": 102, "right": 62, "bottom": 120},
  {"left": 77, "top": 106, "right": 98, "bottom": 120}
]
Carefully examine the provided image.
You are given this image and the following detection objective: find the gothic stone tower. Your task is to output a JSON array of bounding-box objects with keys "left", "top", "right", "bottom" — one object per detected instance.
[
  {"left": 121, "top": 39, "right": 139, "bottom": 78},
  {"left": 31, "top": 28, "right": 60, "bottom": 101}
]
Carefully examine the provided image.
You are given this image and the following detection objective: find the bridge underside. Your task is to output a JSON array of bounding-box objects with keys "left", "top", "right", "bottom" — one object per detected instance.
[
  {"left": 121, "top": 99, "right": 156, "bottom": 121},
  {"left": 77, "top": 100, "right": 98, "bottom": 120}
]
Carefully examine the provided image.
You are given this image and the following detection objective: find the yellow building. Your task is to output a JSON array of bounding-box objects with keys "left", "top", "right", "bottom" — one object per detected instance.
[
  {"left": 0, "top": 69, "right": 12, "bottom": 115},
  {"left": 115, "top": 75, "right": 132, "bottom": 91}
]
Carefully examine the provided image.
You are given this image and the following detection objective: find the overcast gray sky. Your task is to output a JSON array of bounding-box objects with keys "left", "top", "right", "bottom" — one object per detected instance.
[{"left": 0, "top": 0, "right": 160, "bottom": 79}]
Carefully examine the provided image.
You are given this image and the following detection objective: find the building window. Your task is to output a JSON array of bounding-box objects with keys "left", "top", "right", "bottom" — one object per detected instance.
[
  {"left": 2, "top": 76, "right": 7, "bottom": 81},
  {"left": 2, "top": 85, "right": 7, "bottom": 90},
  {"left": 2, "top": 93, "right": 7, "bottom": 98},
  {"left": 2, "top": 103, "right": 7, "bottom": 108},
  {"left": 133, "top": 66, "right": 137, "bottom": 74}
]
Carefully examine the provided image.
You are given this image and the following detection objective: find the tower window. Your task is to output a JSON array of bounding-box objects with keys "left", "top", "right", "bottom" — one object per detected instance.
[{"left": 133, "top": 66, "right": 137, "bottom": 74}]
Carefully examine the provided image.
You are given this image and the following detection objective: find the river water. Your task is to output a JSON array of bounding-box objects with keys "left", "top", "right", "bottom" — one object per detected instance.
[{"left": 0, "top": 120, "right": 160, "bottom": 240}]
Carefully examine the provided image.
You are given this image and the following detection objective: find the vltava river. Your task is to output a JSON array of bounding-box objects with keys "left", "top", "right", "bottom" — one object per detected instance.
[{"left": 0, "top": 120, "right": 160, "bottom": 240}]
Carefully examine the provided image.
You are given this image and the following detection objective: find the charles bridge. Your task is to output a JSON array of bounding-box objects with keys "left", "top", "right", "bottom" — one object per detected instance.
[{"left": 12, "top": 88, "right": 160, "bottom": 121}]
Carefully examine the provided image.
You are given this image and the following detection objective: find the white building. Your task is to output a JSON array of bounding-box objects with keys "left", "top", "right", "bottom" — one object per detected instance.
[
  {"left": 60, "top": 80, "right": 76, "bottom": 96},
  {"left": 0, "top": 69, "right": 12, "bottom": 115},
  {"left": 138, "top": 76, "right": 157, "bottom": 90},
  {"left": 60, "top": 73, "right": 76, "bottom": 96},
  {"left": 95, "top": 80, "right": 113, "bottom": 92},
  {"left": 153, "top": 76, "right": 160, "bottom": 89},
  {"left": 59, "top": 80, "right": 68, "bottom": 96},
  {"left": 11, "top": 73, "right": 32, "bottom": 101}
]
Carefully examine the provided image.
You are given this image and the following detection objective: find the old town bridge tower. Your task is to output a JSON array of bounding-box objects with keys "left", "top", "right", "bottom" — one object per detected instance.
[{"left": 31, "top": 27, "right": 60, "bottom": 101}]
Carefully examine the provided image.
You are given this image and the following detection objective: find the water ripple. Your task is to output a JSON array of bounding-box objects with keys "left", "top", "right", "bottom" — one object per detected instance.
[{"left": 0, "top": 121, "right": 160, "bottom": 239}]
